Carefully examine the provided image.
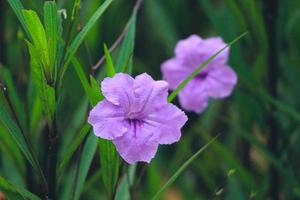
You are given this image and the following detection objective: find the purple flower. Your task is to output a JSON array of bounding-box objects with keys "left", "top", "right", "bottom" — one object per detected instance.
[
  {"left": 88, "top": 73, "right": 187, "bottom": 164},
  {"left": 161, "top": 35, "right": 238, "bottom": 113}
]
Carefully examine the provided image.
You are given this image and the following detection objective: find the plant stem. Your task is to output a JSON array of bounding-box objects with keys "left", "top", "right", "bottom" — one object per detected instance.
[
  {"left": 46, "top": 115, "right": 58, "bottom": 199},
  {"left": 264, "top": 0, "right": 280, "bottom": 199}
]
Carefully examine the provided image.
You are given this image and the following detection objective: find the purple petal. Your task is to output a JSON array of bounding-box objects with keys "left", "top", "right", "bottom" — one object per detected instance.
[
  {"left": 113, "top": 121, "right": 159, "bottom": 164},
  {"left": 175, "top": 34, "right": 203, "bottom": 58},
  {"left": 144, "top": 103, "right": 188, "bottom": 144},
  {"left": 206, "top": 65, "right": 238, "bottom": 98},
  {"left": 174, "top": 36, "right": 229, "bottom": 70},
  {"left": 178, "top": 79, "right": 209, "bottom": 113},
  {"left": 133, "top": 73, "right": 169, "bottom": 114},
  {"left": 198, "top": 37, "right": 229, "bottom": 66},
  {"left": 88, "top": 100, "right": 127, "bottom": 140},
  {"left": 161, "top": 58, "right": 191, "bottom": 89},
  {"left": 101, "top": 73, "right": 135, "bottom": 110}
]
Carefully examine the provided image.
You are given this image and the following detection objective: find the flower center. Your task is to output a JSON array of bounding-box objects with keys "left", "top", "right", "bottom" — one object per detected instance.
[
  {"left": 126, "top": 115, "right": 144, "bottom": 137},
  {"left": 196, "top": 72, "right": 208, "bottom": 80}
]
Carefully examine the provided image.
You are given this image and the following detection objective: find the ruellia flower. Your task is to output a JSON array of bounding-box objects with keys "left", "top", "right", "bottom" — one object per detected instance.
[
  {"left": 88, "top": 73, "right": 187, "bottom": 164},
  {"left": 161, "top": 35, "right": 238, "bottom": 113}
]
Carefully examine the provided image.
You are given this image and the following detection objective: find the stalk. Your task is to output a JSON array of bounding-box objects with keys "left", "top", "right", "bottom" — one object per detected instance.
[{"left": 264, "top": 0, "right": 280, "bottom": 199}]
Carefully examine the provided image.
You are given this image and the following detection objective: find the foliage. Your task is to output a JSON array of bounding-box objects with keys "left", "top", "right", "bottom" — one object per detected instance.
[{"left": 1, "top": 0, "right": 300, "bottom": 199}]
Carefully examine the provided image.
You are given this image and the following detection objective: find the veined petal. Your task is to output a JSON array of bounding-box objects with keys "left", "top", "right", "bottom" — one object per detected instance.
[
  {"left": 144, "top": 103, "right": 188, "bottom": 144},
  {"left": 88, "top": 100, "right": 127, "bottom": 140},
  {"left": 101, "top": 73, "right": 135, "bottom": 110},
  {"left": 206, "top": 65, "right": 238, "bottom": 98},
  {"left": 113, "top": 121, "right": 159, "bottom": 164},
  {"left": 133, "top": 73, "right": 169, "bottom": 114}
]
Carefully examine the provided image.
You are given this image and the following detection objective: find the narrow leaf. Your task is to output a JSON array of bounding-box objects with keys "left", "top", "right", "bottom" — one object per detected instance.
[
  {"left": 44, "top": 1, "right": 59, "bottom": 82},
  {"left": 22, "top": 10, "right": 50, "bottom": 80},
  {"left": 6, "top": 0, "right": 30, "bottom": 38},
  {"left": 89, "top": 75, "right": 103, "bottom": 105},
  {"left": 60, "top": 0, "right": 114, "bottom": 81},
  {"left": 72, "top": 58, "right": 95, "bottom": 105},
  {"left": 0, "top": 105, "right": 46, "bottom": 187},
  {"left": 151, "top": 136, "right": 218, "bottom": 200},
  {"left": 99, "top": 140, "right": 119, "bottom": 198},
  {"left": 114, "top": 175, "right": 130, "bottom": 200},
  {"left": 168, "top": 32, "right": 248, "bottom": 102},
  {"left": 26, "top": 40, "right": 55, "bottom": 122},
  {"left": 57, "top": 124, "right": 91, "bottom": 180},
  {"left": 0, "top": 176, "right": 41, "bottom": 200},
  {"left": 72, "top": 133, "right": 98, "bottom": 200},
  {"left": 116, "top": 10, "right": 137, "bottom": 73},
  {"left": 0, "top": 66, "right": 27, "bottom": 133},
  {"left": 104, "top": 43, "right": 116, "bottom": 77}
]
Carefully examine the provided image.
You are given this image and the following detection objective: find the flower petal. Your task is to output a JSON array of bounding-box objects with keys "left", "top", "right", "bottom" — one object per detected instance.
[
  {"left": 144, "top": 103, "right": 188, "bottom": 144},
  {"left": 175, "top": 34, "right": 203, "bottom": 58},
  {"left": 113, "top": 121, "right": 159, "bottom": 164},
  {"left": 133, "top": 73, "right": 169, "bottom": 114},
  {"left": 101, "top": 73, "right": 135, "bottom": 110},
  {"left": 206, "top": 65, "right": 238, "bottom": 98},
  {"left": 161, "top": 58, "right": 191, "bottom": 89},
  {"left": 88, "top": 100, "right": 127, "bottom": 140},
  {"left": 198, "top": 37, "right": 229, "bottom": 66},
  {"left": 178, "top": 79, "right": 209, "bottom": 113}
]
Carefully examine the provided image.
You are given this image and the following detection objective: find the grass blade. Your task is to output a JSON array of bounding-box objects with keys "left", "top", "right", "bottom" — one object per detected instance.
[
  {"left": 60, "top": 0, "right": 114, "bottom": 82},
  {"left": 99, "top": 140, "right": 120, "bottom": 198},
  {"left": 0, "top": 104, "right": 47, "bottom": 191},
  {"left": 0, "top": 176, "right": 41, "bottom": 200},
  {"left": 6, "top": 0, "right": 30, "bottom": 38},
  {"left": 22, "top": 10, "right": 51, "bottom": 80},
  {"left": 57, "top": 123, "right": 91, "bottom": 181},
  {"left": 72, "top": 133, "right": 98, "bottom": 200},
  {"left": 104, "top": 43, "right": 116, "bottom": 77},
  {"left": 116, "top": 10, "right": 137, "bottom": 73},
  {"left": 151, "top": 136, "right": 218, "bottom": 200},
  {"left": 168, "top": 32, "right": 248, "bottom": 102},
  {"left": 114, "top": 175, "right": 131, "bottom": 200},
  {"left": 44, "top": 1, "right": 59, "bottom": 82},
  {"left": 0, "top": 65, "right": 27, "bottom": 133}
]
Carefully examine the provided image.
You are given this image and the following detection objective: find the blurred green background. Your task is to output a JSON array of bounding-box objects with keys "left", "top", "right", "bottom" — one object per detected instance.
[{"left": 1, "top": 0, "right": 300, "bottom": 199}]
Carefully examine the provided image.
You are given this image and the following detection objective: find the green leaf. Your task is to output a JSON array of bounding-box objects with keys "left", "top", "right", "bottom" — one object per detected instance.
[
  {"left": 168, "top": 32, "right": 248, "bottom": 102},
  {"left": 6, "top": 0, "right": 30, "bottom": 38},
  {"left": 116, "top": 10, "right": 136, "bottom": 73},
  {"left": 98, "top": 44, "right": 120, "bottom": 197},
  {"left": 114, "top": 175, "right": 131, "bottom": 200},
  {"left": 89, "top": 75, "right": 103, "bottom": 105},
  {"left": 72, "top": 133, "right": 98, "bottom": 200},
  {"left": 0, "top": 65, "right": 27, "bottom": 133},
  {"left": 151, "top": 136, "right": 218, "bottom": 200},
  {"left": 57, "top": 123, "right": 91, "bottom": 181},
  {"left": 72, "top": 58, "right": 94, "bottom": 104},
  {"left": 72, "top": 57, "right": 103, "bottom": 106},
  {"left": 60, "top": 0, "right": 114, "bottom": 82},
  {"left": 26, "top": 41, "right": 55, "bottom": 122},
  {"left": 0, "top": 176, "right": 41, "bottom": 200},
  {"left": 0, "top": 104, "right": 46, "bottom": 188},
  {"left": 99, "top": 140, "right": 120, "bottom": 198},
  {"left": 22, "top": 10, "right": 51, "bottom": 81},
  {"left": 0, "top": 123, "right": 25, "bottom": 175},
  {"left": 104, "top": 43, "right": 116, "bottom": 77},
  {"left": 44, "top": 1, "right": 59, "bottom": 82}
]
